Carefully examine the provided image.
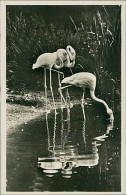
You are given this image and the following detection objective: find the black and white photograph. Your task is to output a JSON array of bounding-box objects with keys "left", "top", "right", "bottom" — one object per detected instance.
[{"left": 0, "top": 0, "right": 126, "bottom": 194}]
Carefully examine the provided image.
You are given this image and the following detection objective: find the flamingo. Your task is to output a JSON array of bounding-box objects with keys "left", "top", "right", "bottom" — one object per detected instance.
[
  {"left": 65, "top": 45, "right": 76, "bottom": 74},
  {"left": 65, "top": 45, "right": 84, "bottom": 73},
  {"left": 58, "top": 45, "right": 76, "bottom": 107},
  {"left": 32, "top": 49, "right": 68, "bottom": 113},
  {"left": 60, "top": 72, "right": 114, "bottom": 122}
]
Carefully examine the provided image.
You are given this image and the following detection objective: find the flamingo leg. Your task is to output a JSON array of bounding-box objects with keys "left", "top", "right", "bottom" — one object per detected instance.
[
  {"left": 61, "top": 108, "right": 64, "bottom": 147},
  {"left": 66, "top": 88, "right": 71, "bottom": 108},
  {"left": 81, "top": 90, "right": 86, "bottom": 120},
  {"left": 44, "top": 68, "right": 48, "bottom": 112},
  {"left": 67, "top": 106, "right": 70, "bottom": 132},
  {"left": 58, "top": 88, "right": 68, "bottom": 107},
  {"left": 46, "top": 113, "right": 50, "bottom": 151},
  {"left": 82, "top": 119, "right": 86, "bottom": 145},
  {"left": 58, "top": 71, "right": 63, "bottom": 108},
  {"left": 52, "top": 110, "right": 57, "bottom": 156},
  {"left": 58, "top": 77, "right": 68, "bottom": 107},
  {"left": 70, "top": 68, "right": 73, "bottom": 75},
  {"left": 59, "top": 84, "right": 73, "bottom": 108},
  {"left": 58, "top": 87, "right": 68, "bottom": 107},
  {"left": 60, "top": 85, "right": 72, "bottom": 90},
  {"left": 49, "top": 68, "right": 56, "bottom": 112},
  {"left": 51, "top": 68, "right": 64, "bottom": 78}
]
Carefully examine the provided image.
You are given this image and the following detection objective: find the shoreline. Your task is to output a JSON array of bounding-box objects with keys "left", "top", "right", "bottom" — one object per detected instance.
[
  {"left": 6, "top": 101, "right": 60, "bottom": 133},
  {"left": 6, "top": 98, "right": 81, "bottom": 134}
]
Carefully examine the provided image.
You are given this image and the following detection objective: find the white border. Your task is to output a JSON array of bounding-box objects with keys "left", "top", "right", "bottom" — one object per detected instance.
[
  {"left": 121, "top": 1, "right": 126, "bottom": 194},
  {"left": 0, "top": 0, "right": 125, "bottom": 5},
  {"left": 1, "top": 1, "right": 126, "bottom": 194}
]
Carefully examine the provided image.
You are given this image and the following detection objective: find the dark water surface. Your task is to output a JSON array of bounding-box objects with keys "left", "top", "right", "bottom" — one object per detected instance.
[{"left": 7, "top": 103, "right": 121, "bottom": 192}]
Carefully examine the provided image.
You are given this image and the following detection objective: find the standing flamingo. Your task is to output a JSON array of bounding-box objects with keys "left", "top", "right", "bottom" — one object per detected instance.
[
  {"left": 58, "top": 45, "right": 76, "bottom": 107},
  {"left": 60, "top": 72, "right": 114, "bottom": 122},
  {"left": 65, "top": 45, "right": 76, "bottom": 74},
  {"left": 32, "top": 49, "right": 68, "bottom": 113}
]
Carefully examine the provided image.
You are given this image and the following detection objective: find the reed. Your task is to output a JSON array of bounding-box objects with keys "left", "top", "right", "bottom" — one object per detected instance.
[{"left": 71, "top": 6, "right": 121, "bottom": 104}]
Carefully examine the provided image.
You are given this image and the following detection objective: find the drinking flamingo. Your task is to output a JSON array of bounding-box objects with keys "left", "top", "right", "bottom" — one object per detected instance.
[{"left": 60, "top": 72, "right": 114, "bottom": 122}]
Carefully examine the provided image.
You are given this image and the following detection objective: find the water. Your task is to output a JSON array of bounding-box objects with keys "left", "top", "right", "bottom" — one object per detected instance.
[{"left": 7, "top": 103, "right": 121, "bottom": 192}]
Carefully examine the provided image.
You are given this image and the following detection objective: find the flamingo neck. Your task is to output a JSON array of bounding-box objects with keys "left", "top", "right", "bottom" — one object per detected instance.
[
  {"left": 53, "top": 50, "right": 64, "bottom": 70},
  {"left": 53, "top": 62, "right": 63, "bottom": 70},
  {"left": 90, "top": 90, "right": 110, "bottom": 111},
  {"left": 67, "top": 49, "right": 72, "bottom": 60}
]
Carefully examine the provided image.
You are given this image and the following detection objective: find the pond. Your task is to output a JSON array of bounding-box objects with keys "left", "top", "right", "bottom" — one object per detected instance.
[{"left": 7, "top": 102, "right": 121, "bottom": 192}]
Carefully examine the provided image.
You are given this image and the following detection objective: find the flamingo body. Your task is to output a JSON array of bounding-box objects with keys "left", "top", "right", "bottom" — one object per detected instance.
[
  {"left": 32, "top": 52, "right": 57, "bottom": 69},
  {"left": 61, "top": 72, "right": 114, "bottom": 122},
  {"left": 32, "top": 49, "right": 67, "bottom": 70},
  {"left": 62, "top": 72, "right": 96, "bottom": 90}
]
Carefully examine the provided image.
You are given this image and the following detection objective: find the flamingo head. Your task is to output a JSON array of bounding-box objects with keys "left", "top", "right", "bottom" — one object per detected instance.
[
  {"left": 32, "top": 64, "right": 36, "bottom": 70},
  {"left": 61, "top": 77, "right": 70, "bottom": 84},
  {"left": 107, "top": 108, "right": 114, "bottom": 122}
]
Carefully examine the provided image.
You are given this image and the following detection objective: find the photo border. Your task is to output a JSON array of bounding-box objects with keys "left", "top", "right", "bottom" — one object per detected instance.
[{"left": 1, "top": 1, "right": 126, "bottom": 194}]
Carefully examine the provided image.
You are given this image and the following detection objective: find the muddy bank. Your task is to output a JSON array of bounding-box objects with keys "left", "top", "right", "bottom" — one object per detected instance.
[
  {"left": 6, "top": 92, "right": 81, "bottom": 133},
  {"left": 7, "top": 103, "right": 43, "bottom": 133},
  {"left": 7, "top": 102, "right": 62, "bottom": 133}
]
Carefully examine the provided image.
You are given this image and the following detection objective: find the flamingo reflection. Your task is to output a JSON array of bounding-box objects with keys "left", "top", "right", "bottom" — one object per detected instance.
[{"left": 38, "top": 109, "right": 114, "bottom": 178}]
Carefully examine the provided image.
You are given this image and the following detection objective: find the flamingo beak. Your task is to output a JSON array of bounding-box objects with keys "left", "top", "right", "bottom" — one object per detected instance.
[
  {"left": 32, "top": 64, "right": 35, "bottom": 70},
  {"left": 61, "top": 78, "right": 67, "bottom": 84}
]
